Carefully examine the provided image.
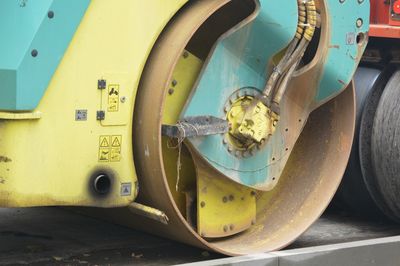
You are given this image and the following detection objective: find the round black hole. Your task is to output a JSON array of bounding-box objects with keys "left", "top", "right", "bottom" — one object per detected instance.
[
  {"left": 48, "top": 11, "right": 54, "bottom": 19},
  {"left": 356, "top": 32, "right": 365, "bottom": 45},
  {"left": 31, "top": 49, "right": 38, "bottom": 57},
  {"left": 93, "top": 174, "right": 111, "bottom": 194}
]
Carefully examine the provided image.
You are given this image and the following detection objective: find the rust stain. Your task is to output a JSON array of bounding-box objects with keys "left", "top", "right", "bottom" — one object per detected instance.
[
  {"left": 0, "top": 156, "right": 12, "bottom": 163},
  {"left": 328, "top": 44, "right": 340, "bottom": 49},
  {"left": 337, "top": 79, "right": 346, "bottom": 86}
]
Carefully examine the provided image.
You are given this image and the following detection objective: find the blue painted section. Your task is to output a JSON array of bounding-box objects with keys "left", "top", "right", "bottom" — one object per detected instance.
[
  {"left": 316, "top": 0, "right": 369, "bottom": 101},
  {"left": 183, "top": 0, "right": 369, "bottom": 188},
  {"left": 183, "top": 0, "right": 298, "bottom": 187},
  {"left": 0, "top": 0, "right": 90, "bottom": 111}
]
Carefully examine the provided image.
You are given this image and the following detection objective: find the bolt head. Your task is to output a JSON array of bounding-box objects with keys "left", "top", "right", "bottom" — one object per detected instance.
[{"left": 356, "top": 18, "right": 363, "bottom": 28}]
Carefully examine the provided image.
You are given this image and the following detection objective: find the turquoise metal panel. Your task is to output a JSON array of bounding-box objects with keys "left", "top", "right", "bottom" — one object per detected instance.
[
  {"left": 0, "top": 0, "right": 90, "bottom": 111},
  {"left": 183, "top": 0, "right": 298, "bottom": 188},
  {"left": 316, "top": 0, "right": 369, "bottom": 102},
  {"left": 183, "top": 0, "right": 369, "bottom": 189}
]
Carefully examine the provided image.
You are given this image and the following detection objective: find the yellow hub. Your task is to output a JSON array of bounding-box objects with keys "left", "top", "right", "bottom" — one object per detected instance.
[{"left": 226, "top": 95, "right": 279, "bottom": 152}]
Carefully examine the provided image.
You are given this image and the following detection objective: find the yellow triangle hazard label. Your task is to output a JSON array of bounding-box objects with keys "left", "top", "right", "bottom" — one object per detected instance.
[
  {"left": 100, "top": 137, "right": 110, "bottom": 147},
  {"left": 112, "top": 136, "right": 121, "bottom": 147}
]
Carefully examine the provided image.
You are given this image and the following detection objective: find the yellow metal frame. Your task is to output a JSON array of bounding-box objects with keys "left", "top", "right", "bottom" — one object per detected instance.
[{"left": 0, "top": 0, "right": 187, "bottom": 207}]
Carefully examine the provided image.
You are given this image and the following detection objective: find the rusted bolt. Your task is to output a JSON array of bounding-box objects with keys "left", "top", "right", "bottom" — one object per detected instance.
[
  {"left": 222, "top": 196, "right": 228, "bottom": 203},
  {"left": 230, "top": 224, "right": 235, "bottom": 231},
  {"left": 251, "top": 191, "right": 257, "bottom": 197},
  {"left": 172, "top": 79, "right": 178, "bottom": 87},
  {"left": 168, "top": 88, "right": 174, "bottom": 95},
  {"left": 200, "top": 201, "right": 206, "bottom": 208},
  {"left": 223, "top": 225, "right": 228, "bottom": 232},
  {"left": 229, "top": 195, "right": 234, "bottom": 201},
  {"left": 183, "top": 51, "right": 189, "bottom": 58}
]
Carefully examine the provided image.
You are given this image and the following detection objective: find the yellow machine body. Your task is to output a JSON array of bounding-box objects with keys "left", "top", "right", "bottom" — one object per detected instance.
[{"left": 0, "top": 0, "right": 186, "bottom": 207}]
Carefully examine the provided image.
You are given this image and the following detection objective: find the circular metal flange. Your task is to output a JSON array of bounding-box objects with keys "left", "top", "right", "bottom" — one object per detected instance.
[{"left": 223, "top": 87, "right": 264, "bottom": 159}]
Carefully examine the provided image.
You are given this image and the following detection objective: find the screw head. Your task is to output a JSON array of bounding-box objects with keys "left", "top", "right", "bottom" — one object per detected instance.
[
  {"left": 31, "top": 49, "right": 38, "bottom": 57},
  {"left": 120, "top": 96, "right": 126, "bottom": 103},
  {"left": 48, "top": 11, "right": 54, "bottom": 19},
  {"left": 356, "top": 18, "right": 363, "bottom": 28},
  {"left": 200, "top": 201, "right": 206, "bottom": 208},
  {"left": 168, "top": 88, "right": 174, "bottom": 95}
]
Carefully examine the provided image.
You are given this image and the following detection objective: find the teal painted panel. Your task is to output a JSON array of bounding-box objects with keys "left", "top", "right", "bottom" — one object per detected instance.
[
  {"left": 316, "top": 0, "right": 369, "bottom": 101},
  {"left": 0, "top": 0, "right": 53, "bottom": 69},
  {"left": 0, "top": 70, "right": 17, "bottom": 108},
  {"left": 0, "top": 0, "right": 90, "bottom": 111},
  {"left": 183, "top": 0, "right": 369, "bottom": 189},
  {"left": 183, "top": 0, "right": 298, "bottom": 188}
]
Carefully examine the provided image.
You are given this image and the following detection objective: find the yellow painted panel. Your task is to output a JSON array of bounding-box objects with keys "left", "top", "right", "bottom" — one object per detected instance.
[
  {"left": 100, "top": 73, "right": 130, "bottom": 126},
  {"left": 0, "top": 0, "right": 187, "bottom": 207},
  {"left": 161, "top": 51, "right": 202, "bottom": 217},
  {"left": 162, "top": 51, "right": 202, "bottom": 125},
  {"left": 197, "top": 166, "right": 256, "bottom": 238}
]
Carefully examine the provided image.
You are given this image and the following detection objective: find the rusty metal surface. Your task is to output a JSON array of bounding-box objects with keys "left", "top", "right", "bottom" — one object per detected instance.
[{"left": 104, "top": 0, "right": 358, "bottom": 256}]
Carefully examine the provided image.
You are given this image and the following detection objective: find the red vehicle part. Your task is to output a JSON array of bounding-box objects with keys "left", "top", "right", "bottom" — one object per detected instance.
[{"left": 370, "top": 0, "right": 400, "bottom": 38}]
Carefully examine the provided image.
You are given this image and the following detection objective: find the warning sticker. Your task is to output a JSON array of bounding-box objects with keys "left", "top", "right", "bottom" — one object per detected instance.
[
  {"left": 111, "top": 135, "right": 122, "bottom": 147},
  {"left": 98, "top": 135, "right": 122, "bottom": 162},
  {"left": 110, "top": 148, "right": 121, "bottom": 162},
  {"left": 121, "top": 183, "right": 132, "bottom": 196},
  {"left": 108, "top": 85, "right": 120, "bottom": 112},
  {"left": 99, "top": 136, "right": 110, "bottom": 148},
  {"left": 98, "top": 148, "right": 110, "bottom": 162}
]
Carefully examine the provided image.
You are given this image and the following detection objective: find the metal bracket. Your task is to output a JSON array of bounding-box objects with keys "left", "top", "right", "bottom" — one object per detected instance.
[{"left": 162, "top": 116, "right": 229, "bottom": 139}]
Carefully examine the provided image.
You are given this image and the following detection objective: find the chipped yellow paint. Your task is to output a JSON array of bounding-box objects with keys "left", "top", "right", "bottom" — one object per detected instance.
[
  {"left": 197, "top": 169, "right": 256, "bottom": 238},
  {"left": 0, "top": 0, "right": 187, "bottom": 207},
  {"left": 161, "top": 51, "right": 202, "bottom": 216}
]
